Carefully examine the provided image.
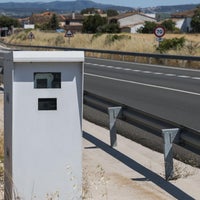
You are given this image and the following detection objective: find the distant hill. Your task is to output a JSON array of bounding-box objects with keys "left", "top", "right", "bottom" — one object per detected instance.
[
  {"left": 141, "top": 4, "right": 199, "bottom": 14},
  {"left": 0, "top": 0, "right": 132, "bottom": 17},
  {"left": 0, "top": 1, "right": 199, "bottom": 17}
]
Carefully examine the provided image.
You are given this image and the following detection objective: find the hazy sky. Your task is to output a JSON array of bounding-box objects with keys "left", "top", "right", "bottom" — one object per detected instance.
[{"left": 0, "top": 0, "right": 199, "bottom": 8}]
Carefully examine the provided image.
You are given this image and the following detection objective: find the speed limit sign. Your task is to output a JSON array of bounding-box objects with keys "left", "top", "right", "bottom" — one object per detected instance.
[{"left": 154, "top": 26, "right": 165, "bottom": 37}]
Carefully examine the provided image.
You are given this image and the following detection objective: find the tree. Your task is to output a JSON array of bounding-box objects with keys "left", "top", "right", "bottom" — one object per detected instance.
[
  {"left": 105, "top": 23, "right": 120, "bottom": 33},
  {"left": 82, "top": 14, "right": 107, "bottom": 33},
  {"left": 161, "top": 19, "right": 176, "bottom": 32},
  {"left": 97, "top": 23, "right": 120, "bottom": 33},
  {"left": 0, "top": 16, "right": 20, "bottom": 28},
  {"left": 48, "top": 13, "right": 59, "bottom": 30},
  {"left": 106, "top": 9, "right": 119, "bottom": 17},
  {"left": 137, "top": 21, "right": 157, "bottom": 33},
  {"left": 81, "top": 8, "right": 99, "bottom": 15},
  {"left": 191, "top": 7, "right": 200, "bottom": 33}
]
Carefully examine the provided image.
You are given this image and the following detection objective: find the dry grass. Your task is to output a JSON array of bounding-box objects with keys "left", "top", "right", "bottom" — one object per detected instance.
[
  {"left": 4, "top": 30, "right": 200, "bottom": 56},
  {"left": 4, "top": 30, "right": 200, "bottom": 68}
]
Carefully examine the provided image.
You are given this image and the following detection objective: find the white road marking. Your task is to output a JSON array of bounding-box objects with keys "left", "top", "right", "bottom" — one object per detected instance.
[
  {"left": 85, "top": 62, "right": 200, "bottom": 81},
  {"left": 85, "top": 73, "right": 200, "bottom": 96},
  {"left": 106, "top": 66, "right": 114, "bottom": 69},
  {"left": 143, "top": 71, "right": 151, "bottom": 74},
  {"left": 133, "top": 69, "right": 141, "bottom": 72},
  {"left": 87, "top": 57, "right": 200, "bottom": 72},
  {"left": 153, "top": 72, "right": 163, "bottom": 75},
  {"left": 165, "top": 74, "right": 176, "bottom": 77},
  {"left": 115, "top": 67, "right": 123, "bottom": 70},
  {"left": 192, "top": 77, "right": 200, "bottom": 80},
  {"left": 177, "top": 75, "right": 190, "bottom": 78}
]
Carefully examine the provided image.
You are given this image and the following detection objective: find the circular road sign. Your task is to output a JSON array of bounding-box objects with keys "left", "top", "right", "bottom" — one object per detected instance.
[{"left": 154, "top": 26, "right": 165, "bottom": 38}]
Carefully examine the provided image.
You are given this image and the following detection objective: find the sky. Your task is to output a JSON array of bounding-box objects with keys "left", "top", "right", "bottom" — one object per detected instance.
[{"left": 0, "top": 0, "right": 199, "bottom": 8}]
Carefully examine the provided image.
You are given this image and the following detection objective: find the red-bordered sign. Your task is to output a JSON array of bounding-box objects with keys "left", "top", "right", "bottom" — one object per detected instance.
[{"left": 154, "top": 26, "right": 165, "bottom": 38}]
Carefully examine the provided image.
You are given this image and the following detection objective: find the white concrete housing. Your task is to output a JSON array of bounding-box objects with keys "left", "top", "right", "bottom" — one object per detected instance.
[{"left": 4, "top": 51, "right": 84, "bottom": 199}]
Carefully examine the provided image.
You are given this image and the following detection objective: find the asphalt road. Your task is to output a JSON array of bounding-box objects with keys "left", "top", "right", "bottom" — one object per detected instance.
[{"left": 84, "top": 58, "right": 200, "bottom": 131}]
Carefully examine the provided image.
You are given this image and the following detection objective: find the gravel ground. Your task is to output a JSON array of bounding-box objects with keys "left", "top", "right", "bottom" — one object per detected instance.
[{"left": 83, "top": 119, "right": 200, "bottom": 200}]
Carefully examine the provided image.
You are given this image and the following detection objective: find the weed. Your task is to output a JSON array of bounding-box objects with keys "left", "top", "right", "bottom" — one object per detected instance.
[
  {"left": 15, "top": 32, "right": 27, "bottom": 41},
  {"left": 171, "top": 161, "right": 197, "bottom": 180},
  {"left": 55, "top": 35, "right": 65, "bottom": 46},
  {"left": 105, "top": 34, "right": 131, "bottom": 45},
  {"left": 185, "top": 41, "right": 200, "bottom": 55},
  {"left": 91, "top": 33, "right": 102, "bottom": 42}
]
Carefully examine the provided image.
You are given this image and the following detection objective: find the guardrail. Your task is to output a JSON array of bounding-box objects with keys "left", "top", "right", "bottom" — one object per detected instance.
[
  {"left": 84, "top": 91, "right": 200, "bottom": 154},
  {"left": 1, "top": 41, "right": 200, "bottom": 68}
]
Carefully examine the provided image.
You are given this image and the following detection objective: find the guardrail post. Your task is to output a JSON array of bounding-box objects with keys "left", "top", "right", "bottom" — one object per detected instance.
[
  {"left": 162, "top": 128, "right": 180, "bottom": 181},
  {"left": 110, "top": 54, "right": 113, "bottom": 60},
  {"left": 108, "top": 107, "right": 122, "bottom": 147},
  {"left": 148, "top": 57, "right": 152, "bottom": 64},
  {"left": 164, "top": 59, "right": 168, "bottom": 66}
]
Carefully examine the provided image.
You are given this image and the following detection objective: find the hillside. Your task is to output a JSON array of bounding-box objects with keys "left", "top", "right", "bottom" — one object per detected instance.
[
  {"left": 0, "top": 0, "right": 132, "bottom": 17},
  {"left": 142, "top": 4, "right": 199, "bottom": 13},
  {"left": 0, "top": 1, "right": 199, "bottom": 17}
]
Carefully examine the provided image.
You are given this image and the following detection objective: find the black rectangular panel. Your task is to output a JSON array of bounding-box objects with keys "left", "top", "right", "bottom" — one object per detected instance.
[{"left": 38, "top": 98, "right": 57, "bottom": 110}]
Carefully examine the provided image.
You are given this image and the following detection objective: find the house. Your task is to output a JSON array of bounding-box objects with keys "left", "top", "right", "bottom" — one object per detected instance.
[
  {"left": 171, "top": 9, "right": 196, "bottom": 32},
  {"left": 109, "top": 12, "right": 156, "bottom": 33},
  {"left": 19, "top": 11, "right": 84, "bottom": 33},
  {"left": 29, "top": 12, "right": 66, "bottom": 28},
  {"left": 18, "top": 17, "right": 30, "bottom": 27},
  {"left": 63, "top": 12, "right": 84, "bottom": 33}
]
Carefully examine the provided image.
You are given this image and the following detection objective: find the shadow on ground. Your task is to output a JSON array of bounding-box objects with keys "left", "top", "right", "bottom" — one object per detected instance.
[{"left": 83, "top": 131, "right": 194, "bottom": 200}]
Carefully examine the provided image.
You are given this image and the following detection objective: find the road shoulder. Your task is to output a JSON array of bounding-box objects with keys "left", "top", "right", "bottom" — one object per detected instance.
[{"left": 83, "top": 119, "right": 200, "bottom": 200}]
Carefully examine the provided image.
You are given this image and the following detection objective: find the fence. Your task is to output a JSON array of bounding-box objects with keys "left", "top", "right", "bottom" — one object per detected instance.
[
  {"left": 83, "top": 90, "right": 200, "bottom": 180},
  {"left": 1, "top": 41, "right": 200, "bottom": 68}
]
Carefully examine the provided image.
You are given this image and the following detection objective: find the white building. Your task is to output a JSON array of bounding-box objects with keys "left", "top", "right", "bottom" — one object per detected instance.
[
  {"left": 24, "top": 24, "right": 35, "bottom": 29},
  {"left": 3, "top": 51, "right": 84, "bottom": 199},
  {"left": 109, "top": 12, "right": 156, "bottom": 33},
  {"left": 171, "top": 9, "right": 195, "bottom": 32}
]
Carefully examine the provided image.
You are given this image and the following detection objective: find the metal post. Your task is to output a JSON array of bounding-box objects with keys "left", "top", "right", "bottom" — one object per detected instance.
[
  {"left": 108, "top": 107, "right": 121, "bottom": 147},
  {"left": 162, "top": 128, "right": 180, "bottom": 181}
]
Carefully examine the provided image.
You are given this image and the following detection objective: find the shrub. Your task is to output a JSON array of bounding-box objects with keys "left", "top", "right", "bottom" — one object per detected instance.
[
  {"left": 105, "top": 34, "right": 131, "bottom": 45},
  {"left": 156, "top": 37, "right": 185, "bottom": 53},
  {"left": 16, "top": 32, "right": 27, "bottom": 41},
  {"left": 185, "top": 41, "right": 200, "bottom": 55},
  {"left": 55, "top": 35, "right": 65, "bottom": 46},
  {"left": 137, "top": 21, "right": 157, "bottom": 33},
  {"left": 91, "top": 33, "right": 103, "bottom": 42}
]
